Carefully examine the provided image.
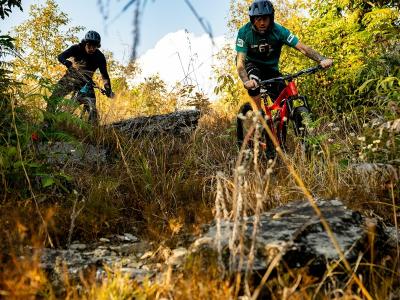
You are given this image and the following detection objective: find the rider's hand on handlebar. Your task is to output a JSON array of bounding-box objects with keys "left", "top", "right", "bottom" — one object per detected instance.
[
  {"left": 104, "top": 86, "right": 115, "bottom": 98},
  {"left": 320, "top": 58, "right": 333, "bottom": 69},
  {"left": 244, "top": 79, "right": 258, "bottom": 90}
]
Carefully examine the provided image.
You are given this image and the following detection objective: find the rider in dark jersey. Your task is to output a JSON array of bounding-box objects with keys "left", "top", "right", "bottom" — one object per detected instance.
[
  {"left": 47, "top": 30, "right": 113, "bottom": 124},
  {"left": 236, "top": 0, "right": 333, "bottom": 111}
]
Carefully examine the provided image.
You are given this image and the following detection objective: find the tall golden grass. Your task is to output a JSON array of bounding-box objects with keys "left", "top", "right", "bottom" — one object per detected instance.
[{"left": 0, "top": 101, "right": 398, "bottom": 299}]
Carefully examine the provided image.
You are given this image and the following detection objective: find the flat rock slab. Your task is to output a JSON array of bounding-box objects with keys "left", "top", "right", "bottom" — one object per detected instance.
[
  {"left": 192, "top": 200, "right": 392, "bottom": 272},
  {"left": 26, "top": 235, "right": 157, "bottom": 290},
  {"left": 350, "top": 163, "right": 399, "bottom": 184},
  {"left": 37, "top": 142, "right": 107, "bottom": 166},
  {"left": 111, "top": 109, "right": 200, "bottom": 138}
]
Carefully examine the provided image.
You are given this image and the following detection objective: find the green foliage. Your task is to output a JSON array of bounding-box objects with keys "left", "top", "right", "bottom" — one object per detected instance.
[
  {"left": 299, "top": 1, "right": 400, "bottom": 112},
  {"left": 0, "top": 0, "right": 22, "bottom": 19},
  {"left": 214, "top": 73, "right": 242, "bottom": 106},
  {"left": 0, "top": 35, "right": 19, "bottom": 95},
  {"left": 0, "top": 32, "right": 27, "bottom": 196},
  {"left": 213, "top": 44, "right": 248, "bottom": 108},
  {"left": 176, "top": 84, "right": 210, "bottom": 111},
  {"left": 134, "top": 74, "right": 176, "bottom": 115},
  {"left": 219, "top": 0, "right": 400, "bottom": 115},
  {"left": 12, "top": 0, "right": 83, "bottom": 86},
  {"left": 0, "top": 20, "right": 78, "bottom": 199}
]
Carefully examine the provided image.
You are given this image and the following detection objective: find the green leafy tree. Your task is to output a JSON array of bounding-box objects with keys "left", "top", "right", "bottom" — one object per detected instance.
[
  {"left": 217, "top": 0, "right": 399, "bottom": 113},
  {"left": 299, "top": 0, "right": 400, "bottom": 111},
  {"left": 136, "top": 74, "right": 175, "bottom": 115},
  {"left": 1, "top": 1, "right": 22, "bottom": 137},
  {"left": 101, "top": 51, "right": 140, "bottom": 95},
  {"left": 12, "top": 0, "right": 83, "bottom": 86}
]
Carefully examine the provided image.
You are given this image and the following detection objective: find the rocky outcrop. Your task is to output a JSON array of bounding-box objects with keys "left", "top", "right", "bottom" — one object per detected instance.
[
  {"left": 28, "top": 200, "right": 398, "bottom": 291},
  {"left": 29, "top": 232, "right": 193, "bottom": 292},
  {"left": 111, "top": 109, "right": 201, "bottom": 138},
  {"left": 350, "top": 163, "right": 399, "bottom": 185},
  {"left": 36, "top": 142, "right": 107, "bottom": 166},
  {"left": 190, "top": 199, "right": 397, "bottom": 273},
  {"left": 380, "top": 118, "right": 400, "bottom": 134},
  {"left": 30, "top": 233, "right": 158, "bottom": 290}
]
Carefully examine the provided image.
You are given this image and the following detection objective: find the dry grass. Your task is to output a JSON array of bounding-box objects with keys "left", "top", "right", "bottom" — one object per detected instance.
[{"left": 0, "top": 104, "right": 398, "bottom": 299}]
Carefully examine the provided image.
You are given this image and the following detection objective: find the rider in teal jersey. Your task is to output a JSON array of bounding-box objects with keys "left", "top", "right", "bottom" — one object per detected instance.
[{"left": 236, "top": 0, "right": 333, "bottom": 110}]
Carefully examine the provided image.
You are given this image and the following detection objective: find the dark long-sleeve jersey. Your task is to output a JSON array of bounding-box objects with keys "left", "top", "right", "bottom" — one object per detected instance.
[{"left": 58, "top": 43, "right": 111, "bottom": 83}]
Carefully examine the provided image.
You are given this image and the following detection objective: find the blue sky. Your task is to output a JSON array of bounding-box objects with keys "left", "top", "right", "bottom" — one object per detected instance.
[{"left": 3, "top": 0, "right": 231, "bottom": 63}]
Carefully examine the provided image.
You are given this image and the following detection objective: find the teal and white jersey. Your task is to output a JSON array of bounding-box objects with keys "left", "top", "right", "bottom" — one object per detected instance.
[{"left": 235, "top": 22, "right": 299, "bottom": 71}]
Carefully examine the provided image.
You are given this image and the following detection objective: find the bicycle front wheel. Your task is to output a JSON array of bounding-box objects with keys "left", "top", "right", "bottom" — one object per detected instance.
[
  {"left": 236, "top": 102, "right": 275, "bottom": 159},
  {"left": 237, "top": 102, "right": 254, "bottom": 149},
  {"left": 292, "top": 106, "right": 311, "bottom": 153}
]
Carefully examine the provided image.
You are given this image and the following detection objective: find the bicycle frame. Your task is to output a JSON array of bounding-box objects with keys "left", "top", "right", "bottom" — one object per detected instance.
[{"left": 260, "top": 65, "right": 321, "bottom": 145}]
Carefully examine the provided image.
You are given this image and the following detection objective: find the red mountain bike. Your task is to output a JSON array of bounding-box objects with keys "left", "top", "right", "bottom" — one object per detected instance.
[{"left": 237, "top": 65, "right": 322, "bottom": 158}]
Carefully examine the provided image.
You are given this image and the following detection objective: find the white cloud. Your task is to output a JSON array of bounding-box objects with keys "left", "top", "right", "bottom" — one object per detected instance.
[{"left": 135, "top": 30, "right": 227, "bottom": 98}]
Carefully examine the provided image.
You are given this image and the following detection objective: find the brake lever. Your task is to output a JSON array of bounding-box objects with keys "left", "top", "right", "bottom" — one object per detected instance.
[{"left": 99, "top": 88, "right": 115, "bottom": 99}]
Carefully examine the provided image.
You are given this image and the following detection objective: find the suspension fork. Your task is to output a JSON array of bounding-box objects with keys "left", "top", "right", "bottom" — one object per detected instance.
[{"left": 264, "top": 106, "right": 276, "bottom": 136}]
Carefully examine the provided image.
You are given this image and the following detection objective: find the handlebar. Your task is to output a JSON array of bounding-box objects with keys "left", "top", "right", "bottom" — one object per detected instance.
[
  {"left": 90, "top": 81, "right": 107, "bottom": 95},
  {"left": 70, "top": 67, "right": 112, "bottom": 97},
  {"left": 259, "top": 65, "right": 323, "bottom": 85}
]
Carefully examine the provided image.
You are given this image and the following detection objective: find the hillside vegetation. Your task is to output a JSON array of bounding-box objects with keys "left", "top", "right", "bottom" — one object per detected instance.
[{"left": 0, "top": 0, "right": 399, "bottom": 299}]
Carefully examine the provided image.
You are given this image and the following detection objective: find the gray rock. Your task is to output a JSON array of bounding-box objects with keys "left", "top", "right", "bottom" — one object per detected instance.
[
  {"left": 124, "top": 233, "right": 139, "bottom": 242},
  {"left": 109, "top": 244, "right": 137, "bottom": 255},
  {"left": 127, "top": 261, "right": 143, "bottom": 269},
  {"left": 130, "top": 241, "right": 152, "bottom": 255},
  {"left": 111, "top": 109, "right": 200, "bottom": 138},
  {"left": 35, "top": 237, "right": 156, "bottom": 290},
  {"left": 191, "top": 199, "right": 387, "bottom": 272},
  {"left": 167, "top": 248, "right": 188, "bottom": 266},
  {"left": 384, "top": 226, "right": 400, "bottom": 248},
  {"left": 116, "top": 234, "right": 126, "bottom": 241},
  {"left": 350, "top": 163, "right": 399, "bottom": 184},
  {"left": 69, "top": 243, "right": 87, "bottom": 250},
  {"left": 37, "top": 142, "right": 107, "bottom": 166},
  {"left": 380, "top": 118, "right": 400, "bottom": 133},
  {"left": 93, "top": 248, "right": 110, "bottom": 257}
]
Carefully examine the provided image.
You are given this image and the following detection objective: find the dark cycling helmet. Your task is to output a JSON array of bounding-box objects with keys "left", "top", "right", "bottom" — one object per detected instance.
[
  {"left": 84, "top": 30, "right": 101, "bottom": 47},
  {"left": 249, "top": 0, "right": 275, "bottom": 26}
]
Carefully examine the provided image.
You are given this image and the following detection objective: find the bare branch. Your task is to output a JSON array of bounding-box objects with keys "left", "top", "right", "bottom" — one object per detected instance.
[{"left": 184, "top": 0, "right": 215, "bottom": 46}]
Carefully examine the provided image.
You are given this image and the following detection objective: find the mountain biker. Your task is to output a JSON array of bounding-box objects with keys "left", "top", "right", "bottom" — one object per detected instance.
[
  {"left": 47, "top": 30, "right": 114, "bottom": 124},
  {"left": 236, "top": 0, "right": 333, "bottom": 112}
]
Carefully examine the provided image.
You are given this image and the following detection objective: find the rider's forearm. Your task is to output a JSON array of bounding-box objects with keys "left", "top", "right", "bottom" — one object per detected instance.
[
  {"left": 295, "top": 42, "right": 326, "bottom": 63},
  {"left": 58, "top": 45, "right": 77, "bottom": 68},
  {"left": 238, "top": 66, "right": 250, "bottom": 83},
  {"left": 58, "top": 54, "right": 72, "bottom": 68},
  {"left": 236, "top": 52, "right": 250, "bottom": 83}
]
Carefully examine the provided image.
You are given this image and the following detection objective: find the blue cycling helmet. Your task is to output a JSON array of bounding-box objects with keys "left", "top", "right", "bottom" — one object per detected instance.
[
  {"left": 84, "top": 30, "right": 101, "bottom": 47},
  {"left": 249, "top": 0, "right": 275, "bottom": 25}
]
